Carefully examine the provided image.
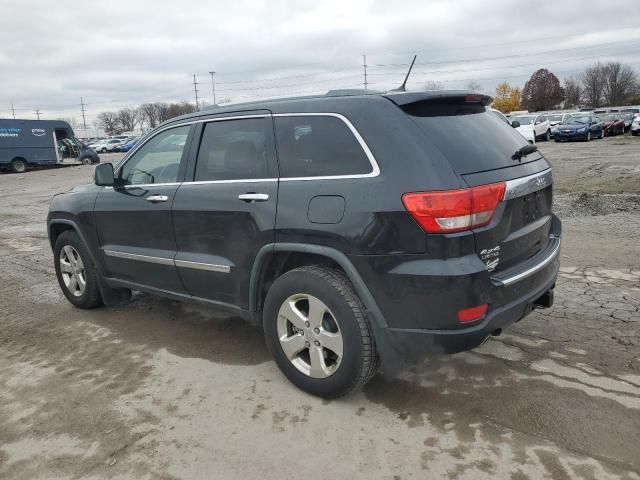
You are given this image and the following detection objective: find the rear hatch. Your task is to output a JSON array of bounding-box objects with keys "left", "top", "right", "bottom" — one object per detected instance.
[{"left": 388, "top": 92, "right": 553, "bottom": 273}]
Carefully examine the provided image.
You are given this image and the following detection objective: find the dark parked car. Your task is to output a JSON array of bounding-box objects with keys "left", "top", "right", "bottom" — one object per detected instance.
[
  {"left": 554, "top": 114, "right": 604, "bottom": 141},
  {"left": 600, "top": 113, "right": 625, "bottom": 136},
  {"left": 117, "top": 137, "right": 139, "bottom": 152},
  {"left": 47, "top": 91, "right": 561, "bottom": 397}
]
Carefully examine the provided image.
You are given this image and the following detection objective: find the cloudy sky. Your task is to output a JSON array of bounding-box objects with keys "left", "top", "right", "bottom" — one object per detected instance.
[{"left": 1, "top": 0, "right": 639, "bottom": 127}]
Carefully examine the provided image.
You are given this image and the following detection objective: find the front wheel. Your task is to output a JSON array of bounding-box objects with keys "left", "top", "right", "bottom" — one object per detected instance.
[
  {"left": 81, "top": 156, "right": 92, "bottom": 165},
  {"left": 54, "top": 230, "right": 103, "bottom": 309},
  {"left": 585, "top": 131, "right": 591, "bottom": 142},
  {"left": 601, "top": 129, "right": 605, "bottom": 139},
  {"left": 545, "top": 130, "right": 551, "bottom": 141},
  {"left": 263, "top": 266, "right": 378, "bottom": 398},
  {"left": 100, "top": 147, "right": 107, "bottom": 153}
]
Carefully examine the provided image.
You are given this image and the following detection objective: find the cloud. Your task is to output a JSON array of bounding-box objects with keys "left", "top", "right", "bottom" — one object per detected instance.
[{"left": 1, "top": 0, "right": 639, "bottom": 123}]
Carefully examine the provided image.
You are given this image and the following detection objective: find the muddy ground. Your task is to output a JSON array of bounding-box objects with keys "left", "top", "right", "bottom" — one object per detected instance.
[{"left": 1, "top": 135, "right": 639, "bottom": 479}]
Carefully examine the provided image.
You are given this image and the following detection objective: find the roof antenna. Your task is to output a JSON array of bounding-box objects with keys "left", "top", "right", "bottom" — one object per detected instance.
[{"left": 391, "top": 55, "right": 417, "bottom": 92}]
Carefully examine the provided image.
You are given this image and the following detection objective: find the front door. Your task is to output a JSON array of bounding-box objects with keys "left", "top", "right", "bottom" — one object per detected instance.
[
  {"left": 94, "top": 124, "right": 193, "bottom": 293},
  {"left": 172, "top": 113, "right": 278, "bottom": 309}
]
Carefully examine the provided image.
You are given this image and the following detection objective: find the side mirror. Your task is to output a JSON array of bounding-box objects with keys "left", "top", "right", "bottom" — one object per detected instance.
[
  {"left": 94, "top": 163, "right": 114, "bottom": 187},
  {"left": 511, "top": 120, "right": 520, "bottom": 128}
]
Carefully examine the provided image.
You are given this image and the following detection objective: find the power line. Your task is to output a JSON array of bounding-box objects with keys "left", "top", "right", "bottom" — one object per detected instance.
[
  {"left": 11, "top": 103, "right": 15, "bottom": 119},
  {"left": 34, "top": 109, "right": 41, "bottom": 120},
  {"left": 209, "top": 71, "right": 216, "bottom": 105}
]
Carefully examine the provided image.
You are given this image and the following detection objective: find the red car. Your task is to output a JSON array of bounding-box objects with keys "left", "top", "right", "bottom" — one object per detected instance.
[{"left": 600, "top": 113, "right": 625, "bottom": 136}]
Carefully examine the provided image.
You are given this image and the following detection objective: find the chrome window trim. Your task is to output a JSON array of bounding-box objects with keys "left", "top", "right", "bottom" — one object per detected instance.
[
  {"left": 103, "top": 249, "right": 231, "bottom": 273},
  {"left": 113, "top": 111, "right": 380, "bottom": 186},
  {"left": 174, "top": 259, "right": 231, "bottom": 273},
  {"left": 493, "top": 238, "right": 560, "bottom": 286},
  {"left": 103, "top": 249, "right": 174, "bottom": 266},
  {"left": 272, "top": 113, "right": 380, "bottom": 181},
  {"left": 504, "top": 169, "right": 553, "bottom": 200}
]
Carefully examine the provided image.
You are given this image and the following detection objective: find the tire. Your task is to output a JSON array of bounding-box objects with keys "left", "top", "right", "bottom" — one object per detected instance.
[
  {"left": 81, "top": 156, "right": 92, "bottom": 165},
  {"left": 585, "top": 131, "right": 591, "bottom": 142},
  {"left": 263, "top": 265, "right": 378, "bottom": 398},
  {"left": 100, "top": 147, "right": 107, "bottom": 153},
  {"left": 11, "top": 158, "right": 27, "bottom": 173},
  {"left": 601, "top": 129, "right": 605, "bottom": 139},
  {"left": 545, "top": 129, "right": 551, "bottom": 141},
  {"left": 54, "top": 230, "right": 103, "bottom": 309}
]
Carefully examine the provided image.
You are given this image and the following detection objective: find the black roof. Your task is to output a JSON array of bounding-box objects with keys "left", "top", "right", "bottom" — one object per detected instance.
[{"left": 161, "top": 90, "right": 493, "bottom": 127}]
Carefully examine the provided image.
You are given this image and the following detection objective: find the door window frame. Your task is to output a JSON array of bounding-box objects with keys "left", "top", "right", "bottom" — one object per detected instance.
[{"left": 114, "top": 123, "right": 196, "bottom": 188}]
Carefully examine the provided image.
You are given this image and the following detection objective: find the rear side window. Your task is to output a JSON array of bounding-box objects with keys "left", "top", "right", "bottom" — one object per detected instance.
[
  {"left": 402, "top": 100, "right": 534, "bottom": 175},
  {"left": 194, "top": 117, "right": 274, "bottom": 181},
  {"left": 274, "top": 116, "right": 372, "bottom": 178}
]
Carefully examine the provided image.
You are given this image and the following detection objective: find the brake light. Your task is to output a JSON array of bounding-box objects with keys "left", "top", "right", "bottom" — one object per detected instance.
[
  {"left": 458, "top": 304, "right": 488, "bottom": 323},
  {"left": 402, "top": 182, "right": 505, "bottom": 233}
]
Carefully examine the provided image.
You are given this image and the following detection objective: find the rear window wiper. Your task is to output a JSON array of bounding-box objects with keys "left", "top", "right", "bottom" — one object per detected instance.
[{"left": 512, "top": 144, "right": 538, "bottom": 161}]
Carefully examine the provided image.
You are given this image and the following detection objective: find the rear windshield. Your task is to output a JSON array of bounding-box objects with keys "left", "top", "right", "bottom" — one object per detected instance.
[{"left": 402, "top": 100, "right": 534, "bottom": 175}]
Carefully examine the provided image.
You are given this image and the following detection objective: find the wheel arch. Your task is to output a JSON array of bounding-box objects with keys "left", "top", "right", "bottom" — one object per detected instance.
[
  {"left": 47, "top": 218, "right": 103, "bottom": 275},
  {"left": 250, "top": 243, "right": 388, "bottom": 329}
]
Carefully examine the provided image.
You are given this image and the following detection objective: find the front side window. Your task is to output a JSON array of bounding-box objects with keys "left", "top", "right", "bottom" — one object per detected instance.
[
  {"left": 194, "top": 117, "right": 273, "bottom": 181},
  {"left": 119, "top": 125, "right": 190, "bottom": 185},
  {"left": 274, "top": 116, "right": 372, "bottom": 178}
]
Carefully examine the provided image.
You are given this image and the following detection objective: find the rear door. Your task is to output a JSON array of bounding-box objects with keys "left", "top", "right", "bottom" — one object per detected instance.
[
  {"left": 398, "top": 96, "right": 553, "bottom": 273},
  {"left": 171, "top": 112, "right": 278, "bottom": 309},
  {"left": 94, "top": 124, "right": 193, "bottom": 292}
]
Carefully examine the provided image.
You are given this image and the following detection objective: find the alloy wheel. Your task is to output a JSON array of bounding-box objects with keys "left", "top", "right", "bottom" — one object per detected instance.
[
  {"left": 59, "top": 245, "right": 86, "bottom": 297},
  {"left": 276, "top": 293, "right": 344, "bottom": 378}
]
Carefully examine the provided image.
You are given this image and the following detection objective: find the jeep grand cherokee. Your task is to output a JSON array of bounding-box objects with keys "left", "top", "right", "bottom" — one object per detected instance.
[{"left": 47, "top": 91, "right": 561, "bottom": 398}]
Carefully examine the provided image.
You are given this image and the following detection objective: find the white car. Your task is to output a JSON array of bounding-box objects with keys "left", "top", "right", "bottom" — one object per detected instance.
[
  {"left": 91, "top": 138, "right": 125, "bottom": 153},
  {"left": 631, "top": 114, "right": 640, "bottom": 136},
  {"left": 511, "top": 114, "right": 552, "bottom": 143}
]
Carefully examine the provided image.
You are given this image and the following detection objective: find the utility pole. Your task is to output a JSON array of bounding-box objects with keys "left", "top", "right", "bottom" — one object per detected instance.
[
  {"left": 34, "top": 109, "right": 41, "bottom": 120},
  {"left": 192, "top": 74, "right": 200, "bottom": 111},
  {"left": 80, "top": 97, "right": 87, "bottom": 129},
  {"left": 11, "top": 103, "right": 15, "bottom": 119},
  {"left": 208, "top": 71, "right": 216, "bottom": 105},
  {"left": 362, "top": 54, "right": 368, "bottom": 90}
]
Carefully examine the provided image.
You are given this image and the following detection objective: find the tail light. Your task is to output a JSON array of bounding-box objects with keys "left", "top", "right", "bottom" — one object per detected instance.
[{"left": 402, "top": 182, "right": 505, "bottom": 233}]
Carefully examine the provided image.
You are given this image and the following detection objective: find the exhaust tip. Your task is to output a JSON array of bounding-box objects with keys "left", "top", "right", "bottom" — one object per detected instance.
[{"left": 491, "top": 328, "right": 502, "bottom": 337}]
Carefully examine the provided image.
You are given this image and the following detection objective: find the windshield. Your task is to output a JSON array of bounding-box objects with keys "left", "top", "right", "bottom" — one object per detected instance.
[
  {"left": 547, "top": 114, "right": 563, "bottom": 122},
  {"left": 565, "top": 115, "right": 591, "bottom": 124},
  {"left": 513, "top": 115, "right": 535, "bottom": 125},
  {"left": 601, "top": 114, "right": 616, "bottom": 121}
]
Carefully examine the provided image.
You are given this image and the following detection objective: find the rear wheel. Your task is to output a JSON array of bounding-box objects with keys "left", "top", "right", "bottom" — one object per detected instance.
[
  {"left": 54, "top": 231, "right": 103, "bottom": 309},
  {"left": 100, "top": 147, "right": 107, "bottom": 153},
  {"left": 545, "top": 129, "right": 551, "bottom": 141},
  {"left": 601, "top": 129, "right": 605, "bottom": 139},
  {"left": 81, "top": 156, "right": 92, "bottom": 165},
  {"left": 11, "top": 158, "right": 27, "bottom": 173},
  {"left": 263, "top": 266, "right": 378, "bottom": 398}
]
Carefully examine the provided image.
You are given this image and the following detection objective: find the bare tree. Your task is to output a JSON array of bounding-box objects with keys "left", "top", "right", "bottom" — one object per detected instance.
[
  {"left": 116, "top": 108, "right": 139, "bottom": 132},
  {"left": 563, "top": 76, "right": 582, "bottom": 109},
  {"left": 138, "top": 103, "right": 161, "bottom": 129},
  {"left": 602, "top": 62, "right": 637, "bottom": 106},
  {"left": 96, "top": 111, "right": 119, "bottom": 135},
  {"left": 466, "top": 80, "right": 483, "bottom": 93},
  {"left": 156, "top": 103, "right": 171, "bottom": 123},
  {"left": 423, "top": 80, "right": 444, "bottom": 90},
  {"left": 581, "top": 63, "right": 606, "bottom": 108}
]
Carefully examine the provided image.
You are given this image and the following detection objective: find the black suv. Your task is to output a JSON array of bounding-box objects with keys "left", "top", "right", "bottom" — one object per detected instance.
[{"left": 47, "top": 91, "right": 561, "bottom": 397}]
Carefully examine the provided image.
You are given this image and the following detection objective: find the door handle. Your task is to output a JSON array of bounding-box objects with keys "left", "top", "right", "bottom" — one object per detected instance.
[
  {"left": 238, "top": 193, "right": 269, "bottom": 202},
  {"left": 146, "top": 195, "right": 169, "bottom": 203}
]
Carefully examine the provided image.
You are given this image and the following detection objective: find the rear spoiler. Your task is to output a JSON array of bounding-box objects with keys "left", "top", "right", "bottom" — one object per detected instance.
[{"left": 383, "top": 91, "right": 493, "bottom": 107}]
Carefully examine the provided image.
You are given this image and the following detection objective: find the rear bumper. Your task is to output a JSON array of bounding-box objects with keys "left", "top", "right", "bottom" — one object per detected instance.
[{"left": 350, "top": 215, "right": 561, "bottom": 366}]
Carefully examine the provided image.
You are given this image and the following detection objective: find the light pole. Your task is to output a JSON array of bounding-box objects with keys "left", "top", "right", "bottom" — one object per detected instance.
[{"left": 209, "top": 71, "right": 216, "bottom": 105}]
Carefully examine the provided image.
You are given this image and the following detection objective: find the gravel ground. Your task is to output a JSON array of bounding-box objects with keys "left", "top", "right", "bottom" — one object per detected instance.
[{"left": 1, "top": 139, "right": 639, "bottom": 479}]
